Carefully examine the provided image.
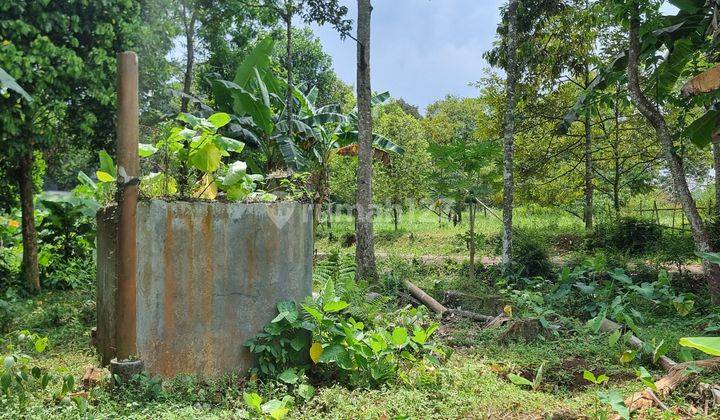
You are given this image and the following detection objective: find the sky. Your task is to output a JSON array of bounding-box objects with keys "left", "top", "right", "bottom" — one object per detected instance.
[
  {"left": 310, "top": 0, "right": 506, "bottom": 113},
  {"left": 311, "top": 1, "right": 681, "bottom": 114}
]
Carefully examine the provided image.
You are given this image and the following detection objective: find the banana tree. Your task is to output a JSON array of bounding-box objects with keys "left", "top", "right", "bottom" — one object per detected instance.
[
  {"left": 211, "top": 38, "right": 404, "bottom": 214},
  {"left": 211, "top": 37, "right": 321, "bottom": 173}
]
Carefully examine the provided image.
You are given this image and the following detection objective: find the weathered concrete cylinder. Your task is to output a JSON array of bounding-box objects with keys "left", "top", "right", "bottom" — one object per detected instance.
[{"left": 96, "top": 200, "right": 313, "bottom": 378}]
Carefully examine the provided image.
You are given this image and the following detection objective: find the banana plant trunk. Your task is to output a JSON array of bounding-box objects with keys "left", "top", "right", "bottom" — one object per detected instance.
[{"left": 285, "top": 1, "right": 294, "bottom": 139}]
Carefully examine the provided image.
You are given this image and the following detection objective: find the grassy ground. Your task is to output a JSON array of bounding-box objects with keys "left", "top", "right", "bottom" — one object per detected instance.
[
  {"left": 1, "top": 205, "right": 716, "bottom": 418},
  {"left": 316, "top": 207, "right": 586, "bottom": 258},
  {"left": 2, "top": 254, "right": 718, "bottom": 419}
]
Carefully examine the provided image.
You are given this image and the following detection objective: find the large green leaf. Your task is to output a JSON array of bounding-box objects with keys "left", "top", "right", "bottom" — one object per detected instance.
[
  {"left": 276, "top": 135, "right": 307, "bottom": 171},
  {"left": 276, "top": 119, "right": 317, "bottom": 140},
  {"left": 679, "top": 337, "right": 720, "bottom": 356},
  {"left": 214, "top": 80, "right": 274, "bottom": 135},
  {"left": 189, "top": 142, "right": 221, "bottom": 173},
  {"left": 255, "top": 68, "right": 271, "bottom": 108},
  {"left": 685, "top": 110, "right": 720, "bottom": 148},
  {"left": 650, "top": 37, "right": 695, "bottom": 101},
  {"left": 334, "top": 130, "right": 405, "bottom": 155},
  {"left": 696, "top": 251, "right": 720, "bottom": 264},
  {"left": 371, "top": 91, "right": 391, "bottom": 106},
  {"left": 215, "top": 136, "right": 245, "bottom": 154},
  {"left": 373, "top": 133, "right": 405, "bottom": 155},
  {"left": 0, "top": 67, "right": 32, "bottom": 102},
  {"left": 222, "top": 161, "right": 248, "bottom": 187},
  {"left": 98, "top": 150, "right": 117, "bottom": 177},
  {"left": 207, "top": 112, "right": 231, "bottom": 129},
  {"left": 139, "top": 143, "right": 158, "bottom": 158},
  {"left": 234, "top": 37, "right": 275, "bottom": 88},
  {"left": 313, "top": 111, "right": 346, "bottom": 125}
]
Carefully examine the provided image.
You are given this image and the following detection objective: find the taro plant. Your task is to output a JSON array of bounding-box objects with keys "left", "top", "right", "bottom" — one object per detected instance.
[
  {"left": 246, "top": 278, "right": 444, "bottom": 388},
  {"left": 302, "top": 277, "right": 445, "bottom": 387},
  {"left": 679, "top": 336, "right": 720, "bottom": 356},
  {"left": 554, "top": 260, "right": 693, "bottom": 333},
  {"left": 141, "top": 112, "right": 272, "bottom": 201},
  {"left": 583, "top": 371, "right": 630, "bottom": 420},
  {"left": 243, "top": 391, "right": 293, "bottom": 420},
  {"left": 506, "top": 362, "right": 544, "bottom": 391},
  {"left": 0, "top": 330, "right": 79, "bottom": 407}
]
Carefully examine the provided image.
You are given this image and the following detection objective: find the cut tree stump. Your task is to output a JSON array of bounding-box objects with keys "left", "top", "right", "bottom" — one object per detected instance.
[{"left": 498, "top": 318, "right": 542, "bottom": 342}]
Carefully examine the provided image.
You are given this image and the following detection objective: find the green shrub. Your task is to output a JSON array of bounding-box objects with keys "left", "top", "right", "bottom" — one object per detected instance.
[
  {"left": 246, "top": 276, "right": 446, "bottom": 388},
  {"left": 0, "top": 330, "right": 83, "bottom": 409},
  {"left": 43, "top": 258, "right": 95, "bottom": 290},
  {"left": 511, "top": 233, "right": 554, "bottom": 279},
  {"left": 587, "top": 217, "right": 662, "bottom": 255},
  {"left": 654, "top": 233, "right": 695, "bottom": 271}
]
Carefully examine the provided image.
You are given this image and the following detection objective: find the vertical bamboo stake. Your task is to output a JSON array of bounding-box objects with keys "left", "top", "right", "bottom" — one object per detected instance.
[
  {"left": 653, "top": 200, "right": 660, "bottom": 225},
  {"left": 672, "top": 205, "right": 676, "bottom": 229},
  {"left": 116, "top": 52, "right": 139, "bottom": 360}
]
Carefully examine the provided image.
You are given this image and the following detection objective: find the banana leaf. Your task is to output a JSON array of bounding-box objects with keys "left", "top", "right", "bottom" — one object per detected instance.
[
  {"left": 0, "top": 67, "right": 32, "bottom": 102},
  {"left": 335, "top": 130, "right": 405, "bottom": 155},
  {"left": 213, "top": 79, "right": 274, "bottom": 135},
  {"left": 234, "top": 37, "right": 274, "bottom": 88},
  {"left": 276, "top": 135, "right": 307, "bottom": 171}
]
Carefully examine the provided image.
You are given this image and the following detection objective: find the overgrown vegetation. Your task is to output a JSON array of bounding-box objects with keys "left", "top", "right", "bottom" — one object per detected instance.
[{"left": 4, "top": 0, "right": 720, "bottom": 418}]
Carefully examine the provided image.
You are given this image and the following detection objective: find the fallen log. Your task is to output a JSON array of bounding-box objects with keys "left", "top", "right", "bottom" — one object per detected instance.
[
  {"left": 624, "top": 358, "right": 720, "bottom": 411},
  {"left": 446, "top": 308, "right": 497, "bottom": 323},
  {"left": 600, "top": 319, "right": 676, "bottom": 371},
  {"left": 402, "top": 279, "right": 507, "bottom": 326},
  {"left": 403, "top": 279, "right": 446, "bottom": 314},
  {"left": 600, "top": 318, "right": 720, "bottom": 413}
]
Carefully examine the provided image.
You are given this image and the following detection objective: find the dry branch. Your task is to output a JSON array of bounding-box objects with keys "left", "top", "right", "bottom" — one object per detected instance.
[{"left": 402, "top": 280, "right": 507, "bottom": 326}]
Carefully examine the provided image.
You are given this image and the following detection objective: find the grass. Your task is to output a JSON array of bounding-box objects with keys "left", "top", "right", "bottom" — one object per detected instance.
[
  {"left": 316, "top": 207, "right": 585, "bottom": 258},
  {"left": 1, "top": 205, "right": 717, "bottom": 418},
  {"left": 3, "top": 252, "right": 718, "bottom": 419}
]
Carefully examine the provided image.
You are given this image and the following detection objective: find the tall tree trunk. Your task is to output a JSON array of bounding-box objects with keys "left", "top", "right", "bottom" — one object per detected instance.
[
  {"left": 714, "top": 139, "right": 720, "bottom": 220},
  {"left": 393, "top": 207, "right": 398, "bottom": 231},
  {"left": 284, "top": 3, "right": 294, "bottom": 138},
  {"left": 468, "top": 202, "right": 476, "bottom": 282},
  {"left": 18, "top": 142, "right": 40, "bottom": 291},
  {"left": 179, "top": 6, "right": 197, "bottom": 197},
  {"left": 501, "top": 0, "right": 519, "bottom": 271},
  {"left": 355, "top": 0, "right": 377, "bottom": 281},
  {"left": 626, "top": 3, "right": 720, "bottom": 304},
  {"left": 180, "top": 8, "right": 197, "bottom": 113},
  {"left": 613, "top": 99, "right": 621, "bottom": 217},
  {"left": 583, "top": 94, "right": 594, "bottom": 231}
]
